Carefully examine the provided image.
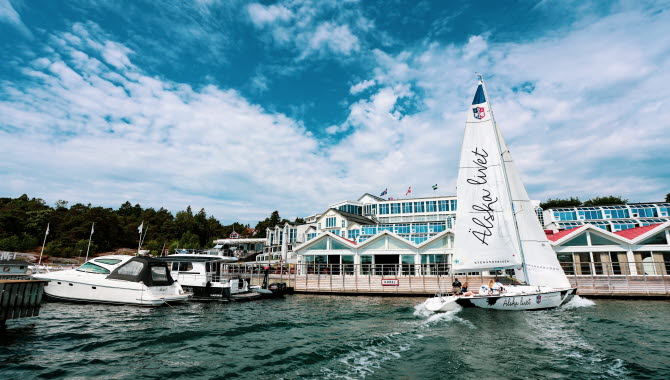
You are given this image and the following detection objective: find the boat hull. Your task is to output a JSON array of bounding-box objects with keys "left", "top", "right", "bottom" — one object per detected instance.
[
  {"left": 36, "top": 276, "right": 189, "bottom": 306},
  {"left": 456, "top": 288, "right": 577, "bottom": 311}
]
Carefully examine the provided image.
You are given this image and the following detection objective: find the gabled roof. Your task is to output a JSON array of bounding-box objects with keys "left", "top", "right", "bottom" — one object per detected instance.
[
  {"left": 546, "top": 222, "right": 670, "bottom": 246},
  {"left": 357, "top": 193, "right": 386, "bottom": 202},
  {"left": 614, "top": 223, "right": 662, "bottom": 240},
  {"left": 317, "top": 208, "right": 376, "bottom": 225},
  {"left": 293, "top": 230, "right": 358, "bottom": 251},
  {"left": 546, "top": 226, "right": 586, "bottom": 242}
]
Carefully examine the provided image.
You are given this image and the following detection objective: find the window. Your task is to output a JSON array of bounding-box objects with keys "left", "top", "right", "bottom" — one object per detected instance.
[
  {"left": 94, "top": 259, "right": 122, "bottom": 265},
  {"left": 554, "top": 210, "right": 577, "bottom": 221},
  {"left": 331, "top": 238, "right": 350, "bottom": 250},
  {"left": 412, "top": 223, "right": 428, "bottom": 233},
  {"left": 379, "top": 204, "right": 389, "bottom": 214},
  {"left": 347, "top": 229, "right": 360, "bottom": 240},
  {"left": 342, "top": 220, "right": 346, "bottom": 228},
  {"left": 77, "top": 262, "right": 111, "bottom": 274},
  {"left": 450, "top": 200, "right": 457, "bottom": 211},
  {"left": 578, "top": 209, "right": 603, "bottom": 220},
  {"left": 289, "top": 229, "right": 297, "bottom": 243},
  {"left": 307, "top": 233, "right": 317, "bottom": 241},
  {"left": 429, "top": 223, "right": 446, "bottom": 233},
  {"left": 117, "top": 261, "right": 144, "bottom": 276},
  {"left": 639, "top": 232, "right": 668, "bottom": 245},
  {"left": 438, "top": 200, "right": 448, "bottom": 212},
  {"left": 361, "top": 226, "right": 377, "bottom": 235},
  {"left": 589, "top": 233, "right": 620, "bottom": 246},
  {"left": 402, "top": 202, "right": 413, "bottom": 213},
  {"left": 317, "top": 223, "right": 321, "bottom": 230},
  {"left": 414, "top": 202, "right": 425, "bottom": 213},
  {"left": 563, "top": 233, "right": 588, "bottom": 246},
  {"left": 151, "top": 267, "right": 169, "bottom": 282},
  {"left": 426, "top": 201, "right": 437, "bottom": 212},
  {"left": 630, "top": 206, "right": 658, "bottom": 218},
  {"left": 394, "top": 224, "right": 410, "bottom": 234},
  {"left": 391, "top": 203, "right": 401, "bottom": 214},
  {"left": 361, "top": 255, "right": 372, "bottom": 274},
  {"left": 306, "top": 239, "right": 328, "bottom": 251},
  {"left": 326, "top": 217, "right": 337, "bottom": 228}
]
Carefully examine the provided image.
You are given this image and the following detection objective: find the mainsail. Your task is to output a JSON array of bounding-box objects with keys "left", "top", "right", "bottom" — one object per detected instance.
[{"left": 453, "top": 80, "right": 571, "bottom": 288}]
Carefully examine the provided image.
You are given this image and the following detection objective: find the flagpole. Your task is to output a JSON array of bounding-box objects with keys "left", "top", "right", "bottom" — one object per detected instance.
[
  {"left": 137, "top": 221, "right": 143, "bottom": 255},
  {"left": 85, "top": 222, "right": 94, "bottom": 263},
  {"left": 140, "top": 226, "right": 149, "bottom": 248},
  {"left": 38, "top": 223, "right": 49, "bottom": 266}
]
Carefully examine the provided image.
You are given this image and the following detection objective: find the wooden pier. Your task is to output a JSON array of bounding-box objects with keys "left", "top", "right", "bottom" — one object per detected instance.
[{"left": 0, "top": 280, "right": 47, "bottom": 327}]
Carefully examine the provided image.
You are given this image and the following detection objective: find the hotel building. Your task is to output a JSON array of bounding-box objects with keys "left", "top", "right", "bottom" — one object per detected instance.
[{"left": 253, "top": 194, "right": 670, "bottom": 277}]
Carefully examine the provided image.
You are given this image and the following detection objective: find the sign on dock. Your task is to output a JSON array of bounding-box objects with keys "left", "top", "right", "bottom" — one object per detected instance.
[{"left": 381, "top": 279, "right": 400, "bottom": 286}]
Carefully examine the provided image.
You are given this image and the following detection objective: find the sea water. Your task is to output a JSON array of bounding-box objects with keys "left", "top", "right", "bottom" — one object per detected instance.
[{"left": 1, "top": 296, "right": 668, "bottom": 379}]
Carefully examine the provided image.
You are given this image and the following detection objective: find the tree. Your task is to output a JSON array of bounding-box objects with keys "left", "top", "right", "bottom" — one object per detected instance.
[
  {"left": 582, "top": 196, "right": 628, "bottom": 206},
  {"left": 540, "top": 197, "right": 582, "bottom": 209},
  {"left": 666, "top": 193, "right": 670, "bottom": 202}
]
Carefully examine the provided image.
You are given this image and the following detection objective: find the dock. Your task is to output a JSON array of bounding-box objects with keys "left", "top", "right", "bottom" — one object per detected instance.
[
  {"left": 229, "top": 264, "right": 670, "bottom": 298},
  {"left": 0, "top": 280, "right": 48, "bottom": 327}
]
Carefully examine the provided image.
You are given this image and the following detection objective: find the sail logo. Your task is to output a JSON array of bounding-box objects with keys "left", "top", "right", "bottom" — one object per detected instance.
[
  {"left": 472, "top": 106, "right": 486, "bottom": 119},
  {"left": 536, "top": 295, "right": 542, "bottom": 304}
]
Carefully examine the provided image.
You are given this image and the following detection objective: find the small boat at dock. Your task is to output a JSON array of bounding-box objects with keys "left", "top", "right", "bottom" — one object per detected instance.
[{"left": 33, "top": 255, "right": 190, "bottom": 306}]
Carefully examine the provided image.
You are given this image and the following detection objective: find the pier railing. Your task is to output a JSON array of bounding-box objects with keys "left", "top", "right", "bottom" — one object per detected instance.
[{"left": 220, "top": 261, "right": 670, "bottom": 297}]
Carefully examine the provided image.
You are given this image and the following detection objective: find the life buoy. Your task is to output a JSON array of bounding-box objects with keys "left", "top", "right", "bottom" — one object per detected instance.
[{"left": 2, "top": 266, "right": 10, "bottom": 272}]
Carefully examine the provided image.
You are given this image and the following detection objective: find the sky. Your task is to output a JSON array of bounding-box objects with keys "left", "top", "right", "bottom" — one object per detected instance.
[{"left": 1, "top": 0, "right": 669, "bottom": 224}]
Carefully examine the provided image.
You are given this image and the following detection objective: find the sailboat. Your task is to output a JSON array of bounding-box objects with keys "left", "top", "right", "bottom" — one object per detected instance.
[{"left": 424, "top": 77, "right": 576, "bottom": 311}]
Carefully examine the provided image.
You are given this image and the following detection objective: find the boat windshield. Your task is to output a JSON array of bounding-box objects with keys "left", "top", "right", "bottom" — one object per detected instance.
[
  {"left": 151, "top": 266, "right": 169, "bottom": 282},
  {"left": 77, "top": 262, "right": 111, "bottom": 274},
  {"left": 94, "top": 258, "right": 122, "bottom": 265}
]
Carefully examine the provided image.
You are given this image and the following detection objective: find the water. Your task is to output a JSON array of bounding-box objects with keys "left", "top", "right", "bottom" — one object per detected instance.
[{"left": 1, "top": 296, "right": 669, "bottom": 379}]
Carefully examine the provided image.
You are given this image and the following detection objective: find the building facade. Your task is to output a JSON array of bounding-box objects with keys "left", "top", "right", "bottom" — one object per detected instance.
[{"left": 542, "top": 202, "right": 670, "bottom": 232}]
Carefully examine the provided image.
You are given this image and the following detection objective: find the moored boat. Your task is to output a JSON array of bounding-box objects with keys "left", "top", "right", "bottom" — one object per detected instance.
[{"left": 33, "top": 255, "right": 190, "bottom": 306}]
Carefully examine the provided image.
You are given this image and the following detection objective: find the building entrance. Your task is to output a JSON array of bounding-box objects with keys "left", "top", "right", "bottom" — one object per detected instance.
[{"left": 374, "top": 254, "right": 399, "bottom": 275}]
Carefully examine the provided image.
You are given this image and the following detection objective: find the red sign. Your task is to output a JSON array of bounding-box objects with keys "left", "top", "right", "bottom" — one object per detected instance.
[{"left": 381, "top": 279, "right": 399, "bottom": 286}]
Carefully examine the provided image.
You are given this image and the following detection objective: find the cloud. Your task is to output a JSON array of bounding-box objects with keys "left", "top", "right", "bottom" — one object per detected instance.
[
  {"left": 0, "top": 0, "right": 32, "bottom": 38},
  {"left": 246, "top": 0, "right": 370, "bottom": 59},
  {"left": 350, "top": 79, "right": 375, "bottom": 94}
]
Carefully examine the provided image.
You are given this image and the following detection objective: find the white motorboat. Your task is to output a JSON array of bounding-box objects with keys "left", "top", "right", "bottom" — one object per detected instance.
[
  {"left": 424, "top": 77, "right": 576, "bottom": 312},
  {"left": 33, "top": 255, "right": 190, "bottom": 306},
  {"left": 160, "top": 251, "right": 249, "bottom": 300}
]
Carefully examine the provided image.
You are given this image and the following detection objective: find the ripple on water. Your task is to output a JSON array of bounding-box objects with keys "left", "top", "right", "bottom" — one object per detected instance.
[{"left": 0, "top": 296, "right": 668, "bottom": 379}]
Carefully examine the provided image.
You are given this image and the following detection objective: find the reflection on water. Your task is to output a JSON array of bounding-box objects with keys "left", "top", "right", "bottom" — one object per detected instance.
[{"left": 1, "top": 296, "right": 669, "bottom": 379}]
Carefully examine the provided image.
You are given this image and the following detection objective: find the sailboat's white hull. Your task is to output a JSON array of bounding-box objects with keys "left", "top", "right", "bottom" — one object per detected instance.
[{"left": 456, "top": 287, "right": 577, "bottom": 311}]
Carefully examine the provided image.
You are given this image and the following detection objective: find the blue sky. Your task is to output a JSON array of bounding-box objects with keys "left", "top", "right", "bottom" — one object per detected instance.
[{"left": 1, "top": 0, "right": 669, "bottom": 223}]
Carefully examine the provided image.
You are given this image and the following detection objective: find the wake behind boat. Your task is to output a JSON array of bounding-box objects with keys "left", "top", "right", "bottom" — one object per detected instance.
[{"left": 424, "top": 77, "right": 576, "bottom": 312}]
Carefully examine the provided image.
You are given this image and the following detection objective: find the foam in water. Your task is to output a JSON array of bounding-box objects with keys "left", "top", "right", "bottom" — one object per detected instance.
[
  {"left": 563, "top": 295, "right": 596, "bottom": 309},
  {"left": 413, "top": 301, "right": 467, "bottom": 326}
]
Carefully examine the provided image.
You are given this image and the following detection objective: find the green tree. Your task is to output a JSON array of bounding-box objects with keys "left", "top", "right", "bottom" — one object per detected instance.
[
  {"left": 665, "top": 193, "right": 670, "bottom": 202},
  {"left": 540, "top": 197, "right": 582, "bottom": 209},
  {"left": 582, "top": 196, "right": 628, "bottom": 206}
]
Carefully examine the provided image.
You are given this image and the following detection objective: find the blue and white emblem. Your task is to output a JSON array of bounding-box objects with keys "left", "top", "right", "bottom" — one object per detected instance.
[{"left": 472, "top": 106, "right": 485, "bottom": 119}]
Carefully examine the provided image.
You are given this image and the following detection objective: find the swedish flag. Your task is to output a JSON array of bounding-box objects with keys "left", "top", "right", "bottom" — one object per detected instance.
[{"left": 432, "top": 184, "right": 438, "bottom": 191}]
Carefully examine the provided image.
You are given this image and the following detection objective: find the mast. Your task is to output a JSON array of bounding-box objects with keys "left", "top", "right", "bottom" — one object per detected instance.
[{"left": 478, "top": 76, "right": 530, "bottom": 284}]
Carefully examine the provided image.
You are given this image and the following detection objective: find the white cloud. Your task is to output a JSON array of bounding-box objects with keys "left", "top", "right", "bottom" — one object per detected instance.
[
  {"left": 0, "top": 0, "right": 32, "bottom": 38},
  {"left": 246, "top": 0, "right": 370, "bottom": 59},
  {"left": 247, "top": 3, "right": 293, "bottom": 25},
  {"left": 349, "top": 79, "right": 375, "bottom": 94}
]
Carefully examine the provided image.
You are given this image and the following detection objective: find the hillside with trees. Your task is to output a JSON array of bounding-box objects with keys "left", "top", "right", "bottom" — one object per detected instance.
[
  {"left": 540, "top": 195, "right": 629, "bottom": 209},
  {"left": 0, "top": 195, "right": 273, "bottom": 258}
]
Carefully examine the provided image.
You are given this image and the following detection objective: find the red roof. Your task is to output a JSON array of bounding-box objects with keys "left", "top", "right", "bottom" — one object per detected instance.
[
  {"left": 332, "top": 233, "right": 357, "bottom": 245},
  {"left": 546, "top": 226, "right": 585, "bottom": 242},
  {"left": 614, "top": 223, "right": 662, "bottom": 240}
]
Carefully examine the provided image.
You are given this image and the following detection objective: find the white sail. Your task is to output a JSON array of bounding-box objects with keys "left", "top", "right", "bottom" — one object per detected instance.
[
  {"left": 453, "top": 82, "right": 522, "bottom": 272},
  {"left": 453, "top": 79, "right": 571, "bottom": 289},
  {"left": 501, "top": 145, "right": 572, "bottom": 288}
]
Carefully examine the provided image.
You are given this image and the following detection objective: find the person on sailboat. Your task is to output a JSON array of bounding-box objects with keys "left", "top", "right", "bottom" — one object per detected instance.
[
  {"left": 452, "top": 278, "right": 462, "bottom": 294},
  {"left": 478, "top": 282, "right": 490, "bottom": 296},
  {"left": 493, "top": 279, "right": 504, "bottom": 295},
  {"left": 461, "top": 281, "right": 469, "bottom": 295}
]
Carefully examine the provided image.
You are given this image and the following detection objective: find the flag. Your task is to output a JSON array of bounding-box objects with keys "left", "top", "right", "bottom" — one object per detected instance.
[
  {"left": 90, "top": 223, "right": 95, "bottom": 235},
  {"left": 45, "top": 223, "right": 50, "bottom": 236},
  {"left": 380, "top": 188, "right": 388, "bottom": 196},
  {"left": 389, "top": 197, "right": 394, "bottom": 200},
  {"left": 138, "top": 222, "right": 143, "bottom": 234},
  {"left": 406, "top": 186, "right": 412, "bottom": 196},
  {"left": 432, "top": 184, "right": 438, "bottom": 191}
]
